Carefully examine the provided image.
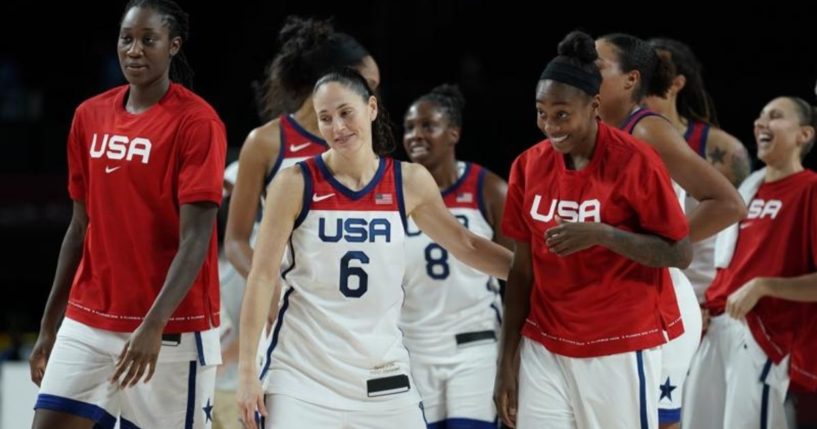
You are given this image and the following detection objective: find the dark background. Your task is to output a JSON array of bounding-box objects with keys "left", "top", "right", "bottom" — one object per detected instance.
[{"left": 1, "top": 0, "right": 816, "bottom": 334}]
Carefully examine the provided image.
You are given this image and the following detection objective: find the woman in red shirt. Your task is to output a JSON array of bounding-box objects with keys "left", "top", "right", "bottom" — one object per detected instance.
[{"left": 495, "top": 30, "right": 692, "bottom": 429}]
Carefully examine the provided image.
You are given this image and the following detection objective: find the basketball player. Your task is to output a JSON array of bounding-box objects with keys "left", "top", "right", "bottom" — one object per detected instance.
[
  {"left": 224, "top": 17, "right": 380, "bottom": 401},
  {"left": 495, "top": 31, "right": 692, "bottom": 429},
  {"left": 594, "top": 33, "right": 746, "bottom": 429},
  {"left": 28, "top": 1, "right": 226, "bottom": 428},
  {"left": 235, "top": 68, "right": 512, "bottom": 429},
  {"left": 685, "top": 96, "right": 817, "bottom": 428},
  {"left": 225, "top": 15, "right": 379, "bottom": 278},
  {"left": 644, "top": 38, "right": 750, "bottom": 308},
  {"left": 401, "top": 84, "right": 512, "bottom": 428}
]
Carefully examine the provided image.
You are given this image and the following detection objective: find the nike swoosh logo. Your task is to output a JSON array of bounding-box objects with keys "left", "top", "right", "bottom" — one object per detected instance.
[
  {"left": 312, "top": 193, "right": 335, "bottom": 202},
  {"left": 105, "top": 166, "right": 121, "bottom": 174},
  {"left": 290, "top": 143, "right": 311, "bottom": 152}
]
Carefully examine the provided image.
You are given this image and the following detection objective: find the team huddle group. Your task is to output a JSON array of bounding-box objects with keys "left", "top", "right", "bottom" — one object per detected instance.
[{"left": 25, "top": 1, "right": 817, "bottom": 429}]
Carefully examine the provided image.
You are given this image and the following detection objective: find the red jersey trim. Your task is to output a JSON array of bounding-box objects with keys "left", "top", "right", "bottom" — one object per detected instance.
[{"left": 266, "top": 115, "right": 328, "bottom": 185}]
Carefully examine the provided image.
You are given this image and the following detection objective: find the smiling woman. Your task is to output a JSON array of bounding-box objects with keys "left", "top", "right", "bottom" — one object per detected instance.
[
  {"left": 399, "top": 84, "right": 512, "bottom": 428},
  {"left": 223, "top": 18, "right": 380, "bottom": 346},
  {"left": 495, "top": 30, "right": 692, "bottom": 429},
  {"left": 234, "top": 67, "right": 512, "bottom": 429},
  {"left": 687, "top": 97, "right": 817, "bottom": 428},
  {"left": 28, "top": 1, "right": 227, "bottom": 428}
]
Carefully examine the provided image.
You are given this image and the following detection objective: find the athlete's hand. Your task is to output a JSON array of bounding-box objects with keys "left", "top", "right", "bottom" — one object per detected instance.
[
  {"left": 237, "top": 374, "right": 266, "bottom": 429},
  {"left": 545, "top": 217, "right": 608, "bottom": 256},
  {"left": 494, "top": 359, "right": 519, "bottom": 428},
  {"left": 29, "top": 331, "right": 57, "bottom": 386},
  {"left": 726, "top": 278, "right": 769, "bottom": 320},
  {"left": 111, "top": 320, "right": 163, "bottom": 388}
]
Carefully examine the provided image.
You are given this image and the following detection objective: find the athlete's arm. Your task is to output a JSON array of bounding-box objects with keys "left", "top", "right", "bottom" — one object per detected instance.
[
  {"left": 494, "top": 241, "right": 533, "bottom": 428},
  {"left": 111, "top": 201, "right": 219, "bottom": 388},
  {"left": 237, "top": 166, "right": 303, "bottom": 429},
  {"left": 225, "top": 123, "right": 281, "bottom": 278},
  {"left": 726, "top": 273, "right": 817, "bottom": 319},
  {"left": 633, "top": 117, "right": 747, "bottom": 242},
  {"left": 706, "top": 128, "right": 751, "bottom": 187},
  {"left": 482, "top": 169, "right": 514, "bottom": 251},
  {"left": 29, "top": 201, "right": 87, "bottom": 386},
  {"left": 403, "top": 162, "right": 512, "bottom": 280},
  {"left": 545, "top": 218, "right": 692, "bottom": 268}
]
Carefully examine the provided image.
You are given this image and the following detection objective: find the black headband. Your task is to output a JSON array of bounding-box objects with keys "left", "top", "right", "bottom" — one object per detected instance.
[{"left": 539, "top": 61, "right": 601, "bottom": 96}]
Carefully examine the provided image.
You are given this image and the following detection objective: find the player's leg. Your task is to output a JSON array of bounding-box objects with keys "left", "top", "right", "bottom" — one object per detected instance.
[
  {"left": 409, "top": 355, "right": 447, "bottom": 428},
  {"left": 33, "top": 318, "right": 122, "bottom": 429},
  {"left": 516, "top": 338, "right": 575, "bottom": 429},
  {"left": 681, "top": 314, "right": 738, "bottom": 428},
  {"left": 566, "top": 347, "right": 661, "bottom": 429},
  {"left": 445, "top": 342, "right": 497, "bottom": 429},
  {"left": 658, "top": 270, "right": 702, "bottom": 428},
  {"left": 263, "top": 394, "right": 346, "bottom": 429},
  {"left": 212, "top": 387, "right": 241, "bottom": 429},
  {"left": 120, "top": 360, "right": 218, "bottom": 429},
  {"left": 349, "top": 400, "right": 428, "bottom": 429},
  {"left": 723, "top": 323, "right": 790, "bottom": 429}
]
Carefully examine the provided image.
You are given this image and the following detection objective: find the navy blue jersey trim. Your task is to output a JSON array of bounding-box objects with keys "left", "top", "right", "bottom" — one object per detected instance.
[
  {"left": 699, "top": 122, "right": 711, "bottom": 158},
  {"left": 440, "top": 162, "right": 472, "bottom": 197},
  {"left": 264, "top": 117, "right": 288, "bottom": 188},
  {"left": 287, "top": 114, "right": 327, "bottom": 147},
  {"left": 316, "top": 155, "right": 387, "bottom": 201},
  {"left": 259, "top": 287, "right": 295, "bottom": 381},
  {"left": 294, "top": 161, "right": 313, "bottom": 229},
  {"left": 395, "top": 160, "right": 408, "bottom": 233}
]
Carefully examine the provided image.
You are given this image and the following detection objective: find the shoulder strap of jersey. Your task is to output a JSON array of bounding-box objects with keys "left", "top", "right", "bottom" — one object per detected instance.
[
  {"left": 620, "top": 107, "right": 662, "bottom": 135},
  {"left": 263, "top": 115, "right": 289, "bottom": 188},
  {"left": 293, "top": 157, "right": 317, "bottom": 229},
  {"left": 684, "top": 120, "right": 711, "bottom": 158},
  {"left": 393, "top": 158, "right": 408, "bottom": 233}
]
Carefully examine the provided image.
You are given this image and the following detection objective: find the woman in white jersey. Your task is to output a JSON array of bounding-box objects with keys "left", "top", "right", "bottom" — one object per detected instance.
[
  {"left": 594, "top": 32, "right": 746, "bottom": 429},
  {"left": 236, "top": 68, "right": 512, "bottom": 429},
  {"left": 401, "top": 84, "right": 512, "bottom": 428},
  {"left": 224, "top": 17, "right": 380, "bottom": 401},
  {"left": 643, "top": 38, "right": 750, "bottom": 309},
  {"left": 225, "top": 15, "right": 379, "bottom": 280}
]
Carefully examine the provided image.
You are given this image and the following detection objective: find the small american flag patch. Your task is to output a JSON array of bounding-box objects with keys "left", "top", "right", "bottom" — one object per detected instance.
[
  {"left": 375, "top": 193, "right": 393, "bottom": 204},
  {"left": 456, "top": 192, "right": 473, "bottom": 203}
]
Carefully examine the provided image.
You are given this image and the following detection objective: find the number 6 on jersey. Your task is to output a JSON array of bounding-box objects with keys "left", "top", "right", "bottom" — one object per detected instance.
[{"left": 340, "top": 251, "right": 369, "bottom": 297}]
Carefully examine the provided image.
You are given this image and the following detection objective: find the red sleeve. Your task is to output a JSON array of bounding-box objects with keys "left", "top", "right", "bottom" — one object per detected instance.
[
  {"left": 67, "top": 110, "right": 86, "bottom": 202},
  {"left": 630, "top": 157, "right": 689, "bottom": 241},
  {"left": 177, "top": 118, "right": 227, "bottom": 205},
  {"left": 501, "top": 153, "right": 531, "bottom": 242}
]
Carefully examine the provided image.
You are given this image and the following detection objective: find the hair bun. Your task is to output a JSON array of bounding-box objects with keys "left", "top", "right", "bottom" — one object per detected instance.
[{"left": 557, "top": 31, "right": 598, "bottom": 64}]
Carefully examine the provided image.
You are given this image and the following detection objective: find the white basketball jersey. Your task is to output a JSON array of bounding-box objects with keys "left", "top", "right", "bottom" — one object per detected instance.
[
  {"left": 400, "top": 162, "right": 501, "bottom": 357},
  {"left": 259, "top": 156, "right": 420, "bottom": 411}
]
